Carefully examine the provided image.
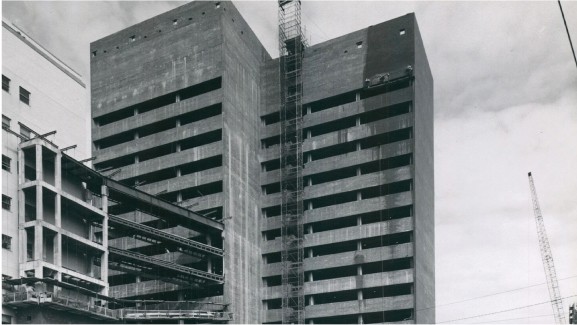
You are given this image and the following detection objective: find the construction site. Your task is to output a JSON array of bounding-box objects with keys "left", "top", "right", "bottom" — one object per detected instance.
[{"left": 4, "top": 0, "right": 435, "bottom": 323}]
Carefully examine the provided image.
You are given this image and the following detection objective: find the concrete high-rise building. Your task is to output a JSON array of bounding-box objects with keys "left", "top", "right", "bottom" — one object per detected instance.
[{"left": 90, "top": 1, "right": 434, "bottom": 324}]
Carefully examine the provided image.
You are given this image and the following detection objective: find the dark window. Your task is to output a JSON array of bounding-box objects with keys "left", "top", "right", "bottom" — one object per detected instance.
[
  {"left": 1, "top": 235, "right": 11, "bottom": 250},
  {"left": 2, "top": 156, "right": 10, "bottom": 172},
  {"left": 20, "top": 126, "right": 31, "bottom": 140},
  {"left": 2, "top": 115, "right": 10, "bottom": 129},
  {"left": 2, "top": 195, "right": 11, "bottom": 211},
  {"left": 2, "top": 75, "right": 10, "bottom": 92},
  {"left": 19, "top": 87, "right": 30, "bottom": 105},
  {"left": 2, "top": 314, "right": 12, "bottom": 324}
]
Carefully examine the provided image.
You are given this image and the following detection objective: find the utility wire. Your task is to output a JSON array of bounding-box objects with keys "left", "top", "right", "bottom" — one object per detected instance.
[
  {"left": 557, "top": 0, "right": 577, "bottom": 68},
  {"left": 302, "top": 10, "right": 329, "bottom": 44},
  {"left": 473, "top": 313, "right": 554, "bottom": 324},
  {"left": 437, "top": 294, "right": 577, "bottom": 323},
  {"left": 417, "top": 274, "right": 577, "bottom": 312}
]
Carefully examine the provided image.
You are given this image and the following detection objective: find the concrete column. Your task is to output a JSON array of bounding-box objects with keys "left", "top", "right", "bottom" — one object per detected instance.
[
  {"left": 100, "top": 185, "right": 109, "bottom": 296},
  {"left": 18, "top": 147, "right": 25, "bottom": 185},
  {"left": 88, "top": 223, "right": 94, "bottom": 242},
  {"left": 357, "top": 214, "right": 362, "bottom": 252},
  {"left": 54, "top": 233, "right": 62, "bottom": 274},
  {"left": 307, "top": 225, "right": 313, "bottom": 235},
  {"left": 356, "top": 142, "right": 361, "bottom": 151},
  {"left": 357, "top": 265, "right": 363, "bottom": 276},
  {"left": 206, "top": 234, "right": 213, "bottom": 273},
  {"left": 35, "top": 146, "right": 43, "bottom": 223},
  {"left": 309, "top": 319, "right": 314, "bottom": 325},
  {"left": 357, "top": 191, "right": 362, "bottom": 201},
  {"left": 35, "top": 144, "right": 43, "bottom": 184},
  {"left": 177, "top": 291, "right": 185, "bottom": 325},
  {"left": 307, "top": 130, "right": 312, "bottom": 139},
  {"left": 134, "top": 155, "right": 139, "bottom": 164},
  {"left": 176, "top": 119, "right": 181, "bottom": 127},
  {"left": 307, "top": 106, "right": 311, "bottom": 115},
  {"left": 88, "top": 255, "right": 95, "bottom": 278},
  {"left": 18, "top": 148, "right": 27, "bottom": 267},
  {"left": 134, "top": 131, "right": 139, "bottom": 140},
  {"left": 308, "top": 271, "right": 313, "bottom": 282},
  {"left": 356, "top": 116, "right": 361, "bottom": 127},
  {"left": 19, "top": 227, "right": 27, "bottom": 271},
  {"left": 357, "top": 167, "right": 361, "bottom": 177},
  {"left": 176, "top": 143, "right": 181, "bottom": 152},
  {"left": 308, "top": 201, "right": 313, "bottom": 211},
  {"left": 55, "top": 150, "right": 62, "bottom": 193},
  {"left": 356, "top": 92, "right": 360, "bottom": 101},
  {"left": 34, "top": 224, "right": 43, "bottom": 276},
  {"left": 308, "top": 295, "right": 314, "bottom": 306},
  {"left": 176, "top": 168, "right": 182, "bottom": 177},
  {"left": 307, "top": 177, "right": 312, "bottom": 186},
  {"left": 357, "top": 289, "right": 364, "bottom": 324}
]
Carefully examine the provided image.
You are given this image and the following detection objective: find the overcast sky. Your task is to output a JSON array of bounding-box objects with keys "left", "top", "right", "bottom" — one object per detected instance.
[{"left": 2, "top": 1, "right": 577, "bottom": 323}]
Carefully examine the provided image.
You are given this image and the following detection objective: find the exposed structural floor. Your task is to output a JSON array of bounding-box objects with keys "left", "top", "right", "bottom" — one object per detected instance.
[{"left": 2, "top": 136, "right": 231, "bottom": 323}]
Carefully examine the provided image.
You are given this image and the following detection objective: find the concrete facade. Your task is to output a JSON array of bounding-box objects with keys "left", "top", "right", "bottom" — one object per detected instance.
[
  {"left": 91, "top": 2, "right": 434, "bottom": 324},
  {"left": 91, "top": 2, "right": 268, "bottom": 323},
  {"left": 260, "top": 14, "right": 434, "bottom": 324},
  {"left": 2, "top": 18, "right": 89, "bottom": 324}
]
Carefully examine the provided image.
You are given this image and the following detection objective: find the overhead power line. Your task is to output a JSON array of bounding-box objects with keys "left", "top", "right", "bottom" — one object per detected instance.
[
  {"left": 475, "top": 313, "right": 554, "bottom": 324},
  {"left": 557, "top": 0, "right": 577, "bottom": 68},
  {"left": 417, "top": 274, "right": 577, "bottom": 312},
  {"left": 437, "top": 294, "right": 577, "bottom": 323}
]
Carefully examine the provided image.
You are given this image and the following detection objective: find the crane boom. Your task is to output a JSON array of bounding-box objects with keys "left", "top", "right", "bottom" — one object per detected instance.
[{"left": 528, "top": 172, "right": 566, "bottom": 324}]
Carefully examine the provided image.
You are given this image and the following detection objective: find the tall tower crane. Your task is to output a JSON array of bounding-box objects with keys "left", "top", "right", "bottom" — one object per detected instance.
[{"left": 528, "top": 172, "right": 566, "bottom": 324}]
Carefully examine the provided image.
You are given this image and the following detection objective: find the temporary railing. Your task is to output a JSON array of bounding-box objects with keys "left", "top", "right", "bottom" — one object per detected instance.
[
  {"left": 121, "top": 309, "right": 233, "bottom": 321},
  {"left": 107, "top": 247, "right": 223, "bottom": 284},
  {"left": 108, "top": 214, "right": 223, "bottom": 257}
]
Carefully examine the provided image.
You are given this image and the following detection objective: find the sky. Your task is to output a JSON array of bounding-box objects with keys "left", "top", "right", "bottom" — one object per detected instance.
[{"left": 2, "top": 0, "right": 577, "bottom": 323}]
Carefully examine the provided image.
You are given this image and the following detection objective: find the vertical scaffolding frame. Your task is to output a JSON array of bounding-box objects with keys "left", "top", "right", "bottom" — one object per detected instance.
[{"left": 278, "top": 0, "right": 306, "bottom": 323}]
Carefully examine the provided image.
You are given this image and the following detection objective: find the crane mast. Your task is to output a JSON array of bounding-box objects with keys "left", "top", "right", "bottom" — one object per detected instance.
[{"left": 528, "top": 172, "right": 566, "bottom": 324}]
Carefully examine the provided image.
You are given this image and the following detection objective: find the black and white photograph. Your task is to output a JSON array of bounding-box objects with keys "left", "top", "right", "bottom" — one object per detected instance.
[{"left": 1, "top": 1, "right": 576, "bottom": 324}]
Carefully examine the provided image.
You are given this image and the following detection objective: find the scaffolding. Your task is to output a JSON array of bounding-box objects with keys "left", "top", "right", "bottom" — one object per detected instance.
[{"left": 279, "top": 0, "right": 306, "bottom": 323}]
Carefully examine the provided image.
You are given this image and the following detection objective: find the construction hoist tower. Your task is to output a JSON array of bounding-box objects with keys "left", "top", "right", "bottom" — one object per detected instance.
[
  {"left": 528, "top": 172, "right": 566, "bottom": 324},
  {"left": 278, "top": 0, "right": 307, "bottom": 323}
]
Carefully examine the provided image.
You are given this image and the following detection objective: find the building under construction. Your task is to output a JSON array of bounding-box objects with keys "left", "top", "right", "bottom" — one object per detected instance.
[{"left": 3, "top": 0, "right": 434, "bottom": 323}]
